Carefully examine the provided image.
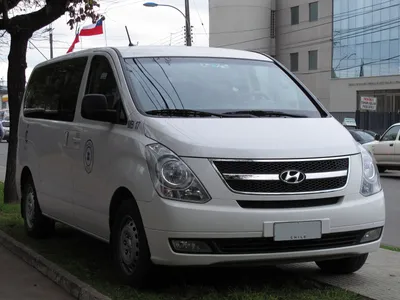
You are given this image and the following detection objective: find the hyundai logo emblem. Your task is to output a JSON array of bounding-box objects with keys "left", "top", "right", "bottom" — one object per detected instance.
[{"left": 280, "top": 170, "right": 306, "bottom": 184}]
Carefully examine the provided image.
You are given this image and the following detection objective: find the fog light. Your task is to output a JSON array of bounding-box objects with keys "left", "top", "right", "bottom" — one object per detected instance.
[
  {"left": 361, "top": 228, "right": 382, "bottom": 243},
  {"left": 170, "top": 240, "right": 212, "bottom": 253}
]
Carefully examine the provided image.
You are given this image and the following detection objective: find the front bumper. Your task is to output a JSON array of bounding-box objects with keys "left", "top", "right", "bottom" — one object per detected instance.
[{"left": 139, "top": 190, "right": 385, "bottom": 266}]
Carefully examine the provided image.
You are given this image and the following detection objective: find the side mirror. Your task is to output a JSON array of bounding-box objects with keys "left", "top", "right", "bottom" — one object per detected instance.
[
  {"left": 374, "top": 134, "right": 381, "bottom": 141},
  {"left": 81, "top": 94, "right": 118, "bottom": 123}
]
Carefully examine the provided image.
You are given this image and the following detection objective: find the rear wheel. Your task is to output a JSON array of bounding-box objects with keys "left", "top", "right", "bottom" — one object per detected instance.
[
  {"left": 111, "top": 200, "right": 153, "bottom": 287},
  {"left": 21, "top": 176, "right": 55, "bottom": 238},
  {"left": 315, "top": 254, "right": 368, "bottom": 274}
]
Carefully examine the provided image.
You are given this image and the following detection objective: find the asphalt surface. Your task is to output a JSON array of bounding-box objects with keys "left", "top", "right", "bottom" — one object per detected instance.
[{"left": 0, "top": 143, "right": 398, "bottom": 247}]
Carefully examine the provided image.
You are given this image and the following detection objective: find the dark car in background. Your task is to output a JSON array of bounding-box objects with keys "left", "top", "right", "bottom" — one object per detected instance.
[{"left": 348, "top": 129, "right": 376, "bottom": 145}]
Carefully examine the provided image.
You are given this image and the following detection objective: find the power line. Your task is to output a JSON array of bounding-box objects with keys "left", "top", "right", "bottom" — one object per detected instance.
[
  {"left": 192, "top": 0, "right": 208, "bottom": 36},
  {"left": 28, "top": 41, "right": 48, "bottom": 60}
]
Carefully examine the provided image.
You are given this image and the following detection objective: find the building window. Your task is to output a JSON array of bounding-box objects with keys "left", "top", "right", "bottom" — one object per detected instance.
[
  {"left": 309, "top": 2, "right": 318, "bottom": 22},
  {"left": 308, "top": 50, "right": 318, "bottom": 70},
  {"left": 332, "top": 0, "right": 400, "bottom": 78},
  {"left": 291, "top": 6, "right": 299, "bottom": 25},
  {"left": 290, "top": 53, "right": 299, "bottom": 72},
  {"left": 270, "top": 10, "right": 276, "bottom": 38}
]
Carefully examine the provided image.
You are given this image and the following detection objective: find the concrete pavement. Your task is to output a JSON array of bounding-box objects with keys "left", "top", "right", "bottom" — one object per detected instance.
[{"left": 0, "top": 245, "right": 73, "bottom": 300}]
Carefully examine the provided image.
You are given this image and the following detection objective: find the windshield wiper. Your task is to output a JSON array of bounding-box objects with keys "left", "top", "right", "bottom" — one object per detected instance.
[
  {"left": 222, "top": 110, "right": 308, "bottom": 118},
  {"left": 146, "top": 109, "right": 227, "bottom": 118}
]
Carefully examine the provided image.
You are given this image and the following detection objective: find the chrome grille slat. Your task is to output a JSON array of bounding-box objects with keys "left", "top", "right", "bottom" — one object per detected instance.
[{"left": 211, "top": 156, "right": 350, "bottom": 195}]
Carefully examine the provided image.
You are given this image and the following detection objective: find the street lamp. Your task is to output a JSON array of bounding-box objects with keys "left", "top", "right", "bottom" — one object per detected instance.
[{"left": 143, "top": 2, "right": 192, "bottom": 46}]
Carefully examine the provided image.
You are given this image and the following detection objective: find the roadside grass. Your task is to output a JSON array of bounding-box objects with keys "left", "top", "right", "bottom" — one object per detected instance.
[
  {"left": 381, "top": 245, "right": 400, "bottom": 252},
  {"left": 0, "top": 182, "right": 364, "bottom": 300}
]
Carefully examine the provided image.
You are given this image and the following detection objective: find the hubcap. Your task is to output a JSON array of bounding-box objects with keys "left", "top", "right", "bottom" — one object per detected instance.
[
  {"left": 119, "top": 216, "right": 139, "bottom": 275},
  {"left": 25, "top": 189, "right": 35, "bottom": 228}
]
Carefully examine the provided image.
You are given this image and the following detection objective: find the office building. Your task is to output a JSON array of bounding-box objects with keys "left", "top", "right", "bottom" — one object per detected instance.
[{"left": 209, "top": 0, "right": 400, "bottom": 115}]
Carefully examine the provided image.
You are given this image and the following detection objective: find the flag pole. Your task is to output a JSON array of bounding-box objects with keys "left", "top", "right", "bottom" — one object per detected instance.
[{"left": 102, "top": 16, "right": 107, "bottom": 46}]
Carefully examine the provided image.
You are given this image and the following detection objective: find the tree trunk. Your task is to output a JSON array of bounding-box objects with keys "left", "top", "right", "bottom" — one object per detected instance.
[{"left": 4, "top": 31, "right": 31, "bottom": 203}]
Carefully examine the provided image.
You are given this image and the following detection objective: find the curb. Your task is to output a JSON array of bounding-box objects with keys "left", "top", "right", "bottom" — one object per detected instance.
[{"left": 0, "top": 230, "right": 111, "bottom": 300}]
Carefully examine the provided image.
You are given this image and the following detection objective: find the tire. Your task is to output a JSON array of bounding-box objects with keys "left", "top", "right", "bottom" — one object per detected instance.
[
  {"left": 315, "top": 254, "right": 368, "bottom": 274},
  {"left": 111, "top": 200, "right": 153, "bottom": 287},
  {"left": 21, "top": 176, "right": 55, "bottom": 238}
]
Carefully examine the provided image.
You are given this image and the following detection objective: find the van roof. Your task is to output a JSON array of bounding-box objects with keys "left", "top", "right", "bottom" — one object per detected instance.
[
  {"left": 116, "top": 46, "right": 273, "bottom": 61},
  {"left": 35, "top": 46, "right": 272, "bottom": 69}
]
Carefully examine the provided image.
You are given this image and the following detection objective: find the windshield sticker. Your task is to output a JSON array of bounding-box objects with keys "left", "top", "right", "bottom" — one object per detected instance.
[
  {"left": 200, "top": 63, "right": 229, "bottom": 69},
  {"left": 100, "top": 72, "right": 108, "bottom": 80}
]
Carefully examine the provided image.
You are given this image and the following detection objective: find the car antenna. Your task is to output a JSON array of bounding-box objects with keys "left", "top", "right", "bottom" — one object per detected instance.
[{"left": 125, "top": 26, "right": 134, "bottom": 47}]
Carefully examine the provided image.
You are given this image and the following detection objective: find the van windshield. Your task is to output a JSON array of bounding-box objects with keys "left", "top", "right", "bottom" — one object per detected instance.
[{"left": 123, "top": 57, "right": 324, "bottom": 118}]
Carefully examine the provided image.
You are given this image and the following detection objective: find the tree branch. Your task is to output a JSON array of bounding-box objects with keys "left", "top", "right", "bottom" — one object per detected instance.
[
  {"left": 4, "top": 0, "right": 70, "bottom": 34},
  {"left": 0, "top": 0, "right": 22, "bottom": 15}
]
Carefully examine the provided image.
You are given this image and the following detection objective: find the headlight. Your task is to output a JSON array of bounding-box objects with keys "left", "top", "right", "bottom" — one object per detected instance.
[
  {"left": 145, "top": 143, "right": 211, "bottom": 203},
  {"left": 359, "top": 144, "right": 381, "bottom": 197}
]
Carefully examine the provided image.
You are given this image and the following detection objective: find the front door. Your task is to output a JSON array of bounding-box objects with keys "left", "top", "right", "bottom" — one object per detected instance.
[
  {"left": 372, "top": 124, "right": 400, "bottom": 165},
  {"left": 71, "top": 54, "right": 129, "bottom": 240}
]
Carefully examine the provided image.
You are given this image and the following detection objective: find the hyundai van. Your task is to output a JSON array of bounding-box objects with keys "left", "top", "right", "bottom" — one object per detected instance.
[{"left": 16, "top": 46, "right": 385, "bottom": 286}]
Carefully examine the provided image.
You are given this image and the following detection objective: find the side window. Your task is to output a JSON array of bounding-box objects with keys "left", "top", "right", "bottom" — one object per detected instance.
[
  {"left": 24, "top": 57, "right": 88, "bottom": 121},
  {"left": 84, "top": 55, "right": 127, "bottom": 124},
  {"left": 381, "top": 126, "right": 400, "bottom": 141}
]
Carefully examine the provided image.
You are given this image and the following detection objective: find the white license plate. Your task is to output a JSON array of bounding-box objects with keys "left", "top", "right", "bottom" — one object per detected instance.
[{"left": 274, "top": 221, "right": 322, "bottom": 241}]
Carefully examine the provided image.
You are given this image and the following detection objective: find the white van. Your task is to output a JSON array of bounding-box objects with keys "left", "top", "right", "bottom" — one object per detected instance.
[{"left": 16, "top": 46, "right": 385, "bottom": 286}]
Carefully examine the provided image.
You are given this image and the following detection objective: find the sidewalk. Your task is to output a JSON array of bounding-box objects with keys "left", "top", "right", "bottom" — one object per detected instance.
[
  {"left": 283, "top": 248, "right": 400, "bottom": 300},
  {"left": 0, "top": 245, "right": 73, "bottom": 300}
]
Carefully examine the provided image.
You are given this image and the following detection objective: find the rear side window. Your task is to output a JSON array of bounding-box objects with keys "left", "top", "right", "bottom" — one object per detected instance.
[{"left": 23, "top": 57, "right": 88, "bottom": 122}]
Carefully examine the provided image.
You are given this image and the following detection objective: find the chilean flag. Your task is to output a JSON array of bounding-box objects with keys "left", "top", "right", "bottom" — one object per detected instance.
[
  {"left": 79, "top": 18, "right": 104, "bottom": 36},
  {"left": 67, "top": 34, "right": 80, "bottom": 53}
]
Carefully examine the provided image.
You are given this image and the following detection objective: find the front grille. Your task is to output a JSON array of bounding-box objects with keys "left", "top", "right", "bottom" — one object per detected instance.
[
  {"left": 211, "top": 157, "right": 350, "bottom": 194},
  {"left": 211, "top": 229, "right": 370, "bottom": 254},
  {"left": 213, "top": 159, "right": 349, "bottom": 175},
  {"left": 237, "top": 197, "right": 340, "bottom": 209}
]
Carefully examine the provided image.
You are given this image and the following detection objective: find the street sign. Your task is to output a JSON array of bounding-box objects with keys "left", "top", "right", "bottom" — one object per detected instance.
[{"left": 343, "top": 117, "right": 357, "bottom": 127}]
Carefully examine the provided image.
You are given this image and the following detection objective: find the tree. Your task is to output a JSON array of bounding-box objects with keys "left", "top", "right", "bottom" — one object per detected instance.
[{"left": 1, "top": 0, "right": 100, "bottom": 203}]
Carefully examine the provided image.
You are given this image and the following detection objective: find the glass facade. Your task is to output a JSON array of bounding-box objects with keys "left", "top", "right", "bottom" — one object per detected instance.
[{"left": 332, "top": 0, "right": 400, "bottom": 78}]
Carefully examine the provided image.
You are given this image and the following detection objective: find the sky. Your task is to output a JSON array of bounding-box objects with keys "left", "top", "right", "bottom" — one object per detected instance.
[{"left": 0, "top": 0, "right": 209, "bottom": 84}]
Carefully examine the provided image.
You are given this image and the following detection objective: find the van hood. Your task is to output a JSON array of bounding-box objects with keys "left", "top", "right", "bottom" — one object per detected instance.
[{"left": 143, "top": 117, "right": 360, "bottom": 159}]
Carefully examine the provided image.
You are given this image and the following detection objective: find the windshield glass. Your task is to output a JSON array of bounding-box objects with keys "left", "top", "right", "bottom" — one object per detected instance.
[{"left": 123, "top": 57, "right": 323, "bottom": 118}]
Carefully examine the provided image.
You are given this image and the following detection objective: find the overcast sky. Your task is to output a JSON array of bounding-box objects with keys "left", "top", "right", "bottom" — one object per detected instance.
[{"left": 0, "top": 0, "right": 209, "bottom": 84}]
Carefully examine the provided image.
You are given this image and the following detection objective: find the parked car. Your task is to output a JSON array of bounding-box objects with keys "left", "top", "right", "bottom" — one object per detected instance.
[
  {"left": 0, "top": 119, "right": 4, "bottom": 141},
  {"left": 16, "top": 46, "right": 385, "bottom": 286},
  {"left": 348, "top": 129, "right": 375, "bottom": 145},
  {"left": 1, "top": 115, "right": 10, "bottom": 142},
  {"left": 369, "top": 123, "right": 400, "bottom": 173}
]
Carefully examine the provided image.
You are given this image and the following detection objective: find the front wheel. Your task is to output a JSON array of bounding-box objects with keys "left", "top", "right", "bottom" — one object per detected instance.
[
  {"left": 315, "top": 254, "right": 368, "bottom": 274},
  {"left": 111, "top": 200, "right": 153, "bottom": 287},
  {"left": 21, "top": 177, "right": 55, "bottom": 238}
]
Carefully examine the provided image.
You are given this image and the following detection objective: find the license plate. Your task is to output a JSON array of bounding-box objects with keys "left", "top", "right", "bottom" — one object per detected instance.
[{"left": 274, "top": 221, "right": 322, "bottom": 241}]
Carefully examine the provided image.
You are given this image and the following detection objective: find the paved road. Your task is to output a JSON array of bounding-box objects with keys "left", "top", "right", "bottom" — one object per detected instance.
[
  {"left": 0, "top": 143, "right": 398, "bottom": 247},
  {"left": 0, "top": 245, "right": 73, "bottom": 299}
]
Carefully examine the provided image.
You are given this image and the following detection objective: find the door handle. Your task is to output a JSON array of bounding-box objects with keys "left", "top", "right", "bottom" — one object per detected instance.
[
  {"left": 390, "top": 143, "right": 394, "bottom": 147},
  {"left": 64, "top": 131, "right": 69, "bottom": 146}
]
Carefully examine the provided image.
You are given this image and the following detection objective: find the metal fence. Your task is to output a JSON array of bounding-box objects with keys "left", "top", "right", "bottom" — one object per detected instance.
[{"left": 330, "top": 111, "right": 400, "bottom": 134}]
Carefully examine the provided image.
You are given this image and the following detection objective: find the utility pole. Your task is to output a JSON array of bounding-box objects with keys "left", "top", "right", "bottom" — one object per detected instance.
[
  {"left": 49, "top": 23, "right": 54, "bottom": 59},
  {"left": 184, "top": 0, "right": 192, "bottom": 46}
]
